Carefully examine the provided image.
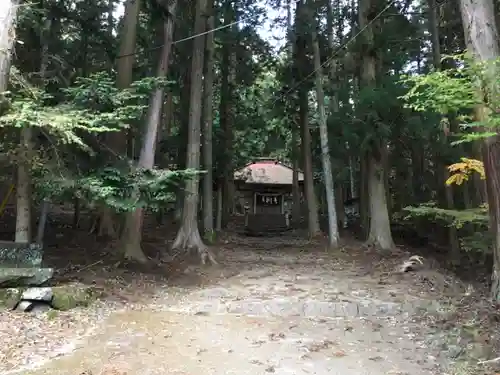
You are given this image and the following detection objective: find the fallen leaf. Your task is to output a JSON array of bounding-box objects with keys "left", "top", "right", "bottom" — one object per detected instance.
[{"left": 332, "top": 350, "right": 347, "bottom": 357}]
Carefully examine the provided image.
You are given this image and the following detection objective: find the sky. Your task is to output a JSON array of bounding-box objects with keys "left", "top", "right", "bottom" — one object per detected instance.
[
  {"left": 114, "top": 0, "right": 287, "bottom": 51},
  {"left": 254, "top": 1, "right": 287, "bottom": 50}
]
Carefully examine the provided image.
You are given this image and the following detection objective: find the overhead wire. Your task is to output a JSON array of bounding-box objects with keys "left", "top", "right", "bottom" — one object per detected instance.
[
  {"left": 115, "top": 0, "right": 451, "bottom": 63},
  {"left": 116, "top": 0, "right": 453, "bottom": 100},
  {"left": 271, "top": 0, "right": 396, "bottom": 107},
  {"left": 115, "top": 15, "right": 253, "bottom": 60},
  {"left": 271, "top": 0, "right": 456, "bottom": 106}
]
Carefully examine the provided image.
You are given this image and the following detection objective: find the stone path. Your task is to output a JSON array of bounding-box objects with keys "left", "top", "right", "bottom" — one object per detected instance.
[{"left": 17, "top": 238, "right": 444, "bottom": 374}]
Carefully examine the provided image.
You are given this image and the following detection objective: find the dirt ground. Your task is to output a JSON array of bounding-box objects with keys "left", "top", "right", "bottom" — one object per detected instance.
[{"left": 1, "top": 212, "right": 500, "bottom": 375}]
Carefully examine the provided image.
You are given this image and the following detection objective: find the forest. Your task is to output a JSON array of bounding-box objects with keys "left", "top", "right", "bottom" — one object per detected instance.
[
  {"left": 2, "top": 0, "right": 500, "bottom": 372},
  {"left": 0, "top": 0, "right": 499, "bottom": 285},
  {"left": 0, "top": 0, "right": 499, "bottom": 281}
]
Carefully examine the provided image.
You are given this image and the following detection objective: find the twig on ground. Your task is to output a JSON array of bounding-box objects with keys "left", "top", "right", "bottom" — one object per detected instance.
[
  {"left": 75, "top": 260, "right": 104, "bottom": 273},
  {"left": 478, "top": 356, "right": 500, "bottom": 364}
]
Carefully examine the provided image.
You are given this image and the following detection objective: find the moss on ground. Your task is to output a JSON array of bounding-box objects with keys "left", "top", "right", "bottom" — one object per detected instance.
[
  {"left": 51, "top": 284, "right": 105, "bottom": 311},
  {"left": 0, "top": 283, "right": 105, "bottom": 311},
  {"left": 0, "top": 288, "right": 25, "bottom": 309}
]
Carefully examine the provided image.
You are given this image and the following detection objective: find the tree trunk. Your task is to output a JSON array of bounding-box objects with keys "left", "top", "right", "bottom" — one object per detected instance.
[
  {"left": 0, "top": 0, "right": 19, "bottom": 92},
  {"left": 472, "top": 142, "right": 487, "bottom": 204},
  {"left": 327, "top": 0, "right": 345, "bottom": 231},
  {"left": 175, "top": 64, "right": 192, "bottom": 222},
  {"left": 0, "top": 0, "right": 32, "bottom": 243},
  {"left": 113, "top": 0, "right": 140, "bottom": 154},
  {"left": 299, "top": 91, "right": 320, "bottom": 237},
  {"left": 348, "top": 153, "right": 356, "bottom": 199},
  {"left": 171, "top": 0, "right": 216, "bottom": 264},
  {"left": 359, "top": 151, "right": 369, "bottom": 238},
  {"left": 366, "top": 154, "right": 394, "bottom": 249},
  {"left": 359, "top": 0, "right": 394, "bottom": 250},
  {"left": 215, "top": 182, "right": 222, "bottom": 231},
  {"left": 428, "top": 0, "right": 460, "bottom": 263},
  {"left": 349, "top": 76, "right": 359, "bottom": 201},
  {"left": 106, "top": 0, "right": 115, "bottom": 69},
  {"left": 15, "top": 127, "right": 32, "bottom": 243},
  {"left": 311, "top": 30, "right": 338, "bottom": 248},
  {"left": 382, "top": 144, "right": 392, "bottom": 217},
  {"left": 287, "top": 0, "right": 301, "bottom": 221},
  {"left": 427, "top": 0, "right": 441, "bottom": 72},
  {"left": 296, "top": 1, "right": 320, "bottom": 237},
  {"left": 411, "top": 145, "right": 425, "bottom": 202},
  {"left": 202, "top": 0, "right": 215, "bottom": 236},
  {"left": 99, "top": 0, "right": 141, "bottom": 238},
  {"left": 335, "top": 185, "right": 346, "bottom": 228},
  {"left": 458, "top": 0, "right": 500, "bottom": 300},
  {"left": 219, "top": 4, "right": 235, "bottom": 229},
  {"left": 120, "top": 0, "right": 177, "bottom": 263}
]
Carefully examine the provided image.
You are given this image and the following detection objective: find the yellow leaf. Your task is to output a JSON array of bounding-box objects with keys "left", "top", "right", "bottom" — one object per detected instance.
[
  {"left": 446, "top": 158, "right": 485, "bottom": 184},
  {"left": 470, "top": 164, "right": 485, "bottom": 175},
  {"left": 447, "top": 162, "right": 468, "bottom": 172},
  {"left": 446, "top": 172, "right": 467, "bottom": 186},
  {"left": 455, "top": 173, "right": 465, "bottom": 185},
  {"left": 445, "top": 174, "right": 458, "bottom": 186}
]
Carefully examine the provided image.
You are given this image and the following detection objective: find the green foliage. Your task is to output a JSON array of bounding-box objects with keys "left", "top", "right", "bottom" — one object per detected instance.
[
  {"left": 65, "top": 72, "right": 174, "bottom": 130},
  {"left": 0, "top": 101, "right": 114, "bottom": 152},
  {"left": 459, "top": 231, "right": 494, "bottom": 255},
  {"left": 402, "top": 202, "right": 489, "bottom": 229},
  {"left": 401, "top": 203, "right": 492, "bottom": 255},
  {"left": 1, "top": 72, "right": 172, "bottom": 153},
  {"left": 35, "top": 166, "right": 200, "bottom": 212},
  {"left": 401, "top": 68, "right": 478, "bottom": 115},
  {"left": 1, "top": 70, "right": 192, "bottom": 213},
  {"left": 400, "top": 53, "right": 500, "bottom": 143}
]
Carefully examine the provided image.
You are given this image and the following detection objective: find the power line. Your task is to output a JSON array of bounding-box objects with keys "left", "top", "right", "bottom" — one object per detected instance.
[
  {"left": 114, "top": 0, "right": 446, "bottom": 89},
  {"left": 271, "top": 0, "right": 456, "bottom": 106},
  {"left": 115, "top": 0, "right": 444, "bottom": 63},
  {"left": 272, "top": 0, "right": 396, "bottom": 107},
  {"left": 115, "top": 16, "right": 251, "bottom": 60}
]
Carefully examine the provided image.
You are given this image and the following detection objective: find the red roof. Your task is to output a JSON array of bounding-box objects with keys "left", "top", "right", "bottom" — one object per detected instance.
[{"left": 234, "top": 158, "right": 304, "bottom": 185}]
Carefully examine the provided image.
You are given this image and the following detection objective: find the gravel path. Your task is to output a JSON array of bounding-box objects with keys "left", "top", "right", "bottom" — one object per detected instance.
[{"left": 8, "top": 238, "right": 447, "bottom": 375}]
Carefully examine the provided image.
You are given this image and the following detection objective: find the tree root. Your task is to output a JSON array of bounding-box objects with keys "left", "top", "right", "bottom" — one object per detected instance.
[
  {"left": 123, "top": 243, "right": 149, "bottom": 264},
  {"left": 172, "top": 227, "right": 218, "bottom": 265},
  {"left": 363, "top": 236, "right": 394, "bottom": 254}
]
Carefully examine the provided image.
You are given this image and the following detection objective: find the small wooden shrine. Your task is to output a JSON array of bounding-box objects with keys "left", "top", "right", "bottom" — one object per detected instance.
[{"left": 233, "top": 158, "right": 304, "bottom": 234}]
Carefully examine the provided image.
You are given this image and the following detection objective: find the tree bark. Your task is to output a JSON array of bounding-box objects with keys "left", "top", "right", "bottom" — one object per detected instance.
[
  {"left": 99, "top": 0, "right": 141, "bottom": 238},
  {"left": 219, "top": 3, "right": 235, "bottom": 229},
  {"left": 202, "top": 0, "right": 215, "bottom": 236},
  {"left": 335, "top": 185, "right": 346, "bottom": 228},
  {"left": 0, "top": 0, "right": 19, "bottom": 93},
  {"left": 15, "top": 127, "right": 32, "bottom": 243},
  {"left": 428, "top": 0, "right": 460, "bottom": 263},
  {"left": 120, "top": 0, "right": 177, "bottom": 263},
  {"left": 113, "top": 0, "right": 140, "bottom": 154},
  {"left": 286, "top": 0, "right": 301, "bottom": 221},
  {"left": 458, "top": 0, "right": 500, "bottom": 300},
  {"left": 215, "top": 182, "right": 222, "bottom": 231},
  {"left": 472, "top": 141, "right": 487, "bottom": 204},
  {"left": 172, "top": 0, "right": 216, "bottom": 264},
  {"left": 0, "top": 0, "right": 33, "bottom": 243},
  {"left": 175, "top": 64, "right": 191, "bottom": 222},
  {"left": 359, "top": 151, "right": 369, "bottom": 238},
  {"left": 359, "top": 0, "right": 394, "bottom": 250},
  {"left": 296, "top": 0, "right": 320, "bottom": 237},
  {"left": 311, "top": 30, "right": 339, "bottom": 248},
  {"left": 366, "top": 153, "right": 394, "bottom": 249}
]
